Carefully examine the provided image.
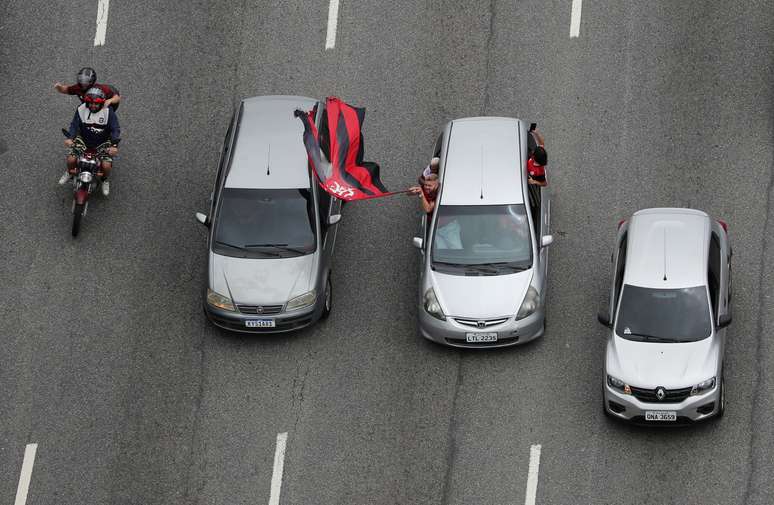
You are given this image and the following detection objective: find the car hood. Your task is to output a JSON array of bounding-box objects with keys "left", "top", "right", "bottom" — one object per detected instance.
[
  {"left": 606, "top": 334, "right": 720, "bottom": 389},
  {"left": 429, "top": 268, "right": 532, "bottom": 318},
  {"left": 210, "top": 252, "right": 317, "bottom": 305}
]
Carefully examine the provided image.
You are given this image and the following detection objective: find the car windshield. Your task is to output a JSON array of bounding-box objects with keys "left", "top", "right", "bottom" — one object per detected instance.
[
  {"left": 213, "top": 188, "right": 316, "bottom": 258},
  {"left": 430, "top": 204, "right": 532, "bottom": 275},
  {"left": 615, "top": 285, "right": 712, "bottom": 342}
]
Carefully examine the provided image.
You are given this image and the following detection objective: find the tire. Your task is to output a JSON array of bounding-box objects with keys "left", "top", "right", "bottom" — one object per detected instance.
[
  {"left": 716, "top": 373, "right": 725, "bottom": 419},
  {"left": 72, "top": 203, "right": 85, "bottom": 237},
  {"left": 320, "top": 275, "right": 332, "bottom": 319}
]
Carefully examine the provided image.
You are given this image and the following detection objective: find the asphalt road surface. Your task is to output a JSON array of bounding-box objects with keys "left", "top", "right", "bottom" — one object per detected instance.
[{"left": 1, "top": 1, "right": 773, "bottom": 504}]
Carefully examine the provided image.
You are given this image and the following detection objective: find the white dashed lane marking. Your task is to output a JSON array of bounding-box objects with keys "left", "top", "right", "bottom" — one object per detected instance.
[
  {"left": 14, "top": 443, "right": 38, "bottom": 505},
  {"left": 94, "top": 0, "right": 110, "bottom": 46},
  {"left": 325, "top": 0, "right": 340, "bottom": 49},
  {"left": 524, "top": 444, "right": 542, "bottom": 505},
  {"left": 269, "top": 432, "right": 288, "bottom": 505},
  {"left": 570, "top": 0, "right": 582, "bottom": 38}
]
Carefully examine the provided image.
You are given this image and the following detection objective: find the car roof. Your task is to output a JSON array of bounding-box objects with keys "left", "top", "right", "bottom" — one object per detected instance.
[
  {"left": 624, "top": 208, "right": 711, "bottom": 289},
  {"left": 439, "top": 117, "right": 525, "bottom": 206},
  {"left": 225, "top": 95, "right": 318, "bottom": 190}
]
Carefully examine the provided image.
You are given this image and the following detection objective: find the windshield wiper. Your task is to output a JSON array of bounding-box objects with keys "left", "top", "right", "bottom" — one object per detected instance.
[
  {"left": 432, "top": 261, "right": 469, "bottom": 269},
  {"left": 215, "top": 241, "right": 246, "bottom": 251},
  {"left": 624, "top": 332, "right": 679, "bottom": 343},
  {"left": 244, "top": 243, "right": 308, "bottom": 254},
  {"left": 480, "top": 262, "right": 530, "bottom": 272}
]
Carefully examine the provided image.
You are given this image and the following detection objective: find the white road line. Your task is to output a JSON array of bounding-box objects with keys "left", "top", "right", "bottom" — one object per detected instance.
[
  {"left": 14, "top": 443, "right": 38, "bottom": 505},
  {"left": 94, "top": 0, "right": 110, "bottom": 46},
  {"left": 524, "top": 444, "right": 542, "bottom": 505},
  {"left": 569, "top": 0, "right": 583, "bottom": 38},
  {"left": 269, "top": 432, "right": 288, "bottom": 505},
  {"left": 325, "top": 0, "right": 340, "bottom": 50}
]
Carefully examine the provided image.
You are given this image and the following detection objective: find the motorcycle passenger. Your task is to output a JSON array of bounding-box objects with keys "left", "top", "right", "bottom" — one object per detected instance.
[
  {"left": 60, "top": 87, "right": 121, "bottom": 197},
  {"left": 54, "top": 67, "right": 121, "bottom": 111}
]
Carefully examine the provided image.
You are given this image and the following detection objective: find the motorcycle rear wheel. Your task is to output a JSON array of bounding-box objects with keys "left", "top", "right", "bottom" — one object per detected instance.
[{"left": 72, "top": 203, "right": 85, "bottom": 237}]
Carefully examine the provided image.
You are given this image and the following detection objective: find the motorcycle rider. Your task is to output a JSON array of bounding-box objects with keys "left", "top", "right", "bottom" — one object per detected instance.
[
  {"left": 54, "top": 67, "right": 121, "bottom": 110},
  {"left": 59, "top": 87, "right": 121, "bottom": 197}
]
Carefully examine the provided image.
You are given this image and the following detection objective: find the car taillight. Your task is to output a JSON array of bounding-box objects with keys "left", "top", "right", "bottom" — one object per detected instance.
[
  {"left": 717, "top": 219, "right": 728, "bottom": 232},
  {"left": 618, "top": 219, "right": 627, "bottom": 229}
]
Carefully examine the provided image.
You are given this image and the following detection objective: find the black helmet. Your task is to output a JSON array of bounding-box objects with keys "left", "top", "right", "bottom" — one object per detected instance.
[
  {"left": 84, "top": 87, "right": 107, "bottom": 111},
  {"left": 77, "top": 67, "right": 97, "bottom": 89}
]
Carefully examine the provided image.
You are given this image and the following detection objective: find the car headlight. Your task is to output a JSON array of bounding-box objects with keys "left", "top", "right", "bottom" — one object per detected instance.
[
  {"left": 286, "top": 289, "right": 317, "bottom": 311},
  {"left": 424, "top": 288, "right": 446, "bottom": 321},
  {"left": 607, "top": 375, "right": 632, "bottom": 395},
  {"left": 516, "top": 286, "right": 540, "bottom": 320},
  {"left": 206, "top": 288, "right": 235, "bottom": 311},
  {"left": 690, "top": 377, "right": 716, "bottom": 396}
]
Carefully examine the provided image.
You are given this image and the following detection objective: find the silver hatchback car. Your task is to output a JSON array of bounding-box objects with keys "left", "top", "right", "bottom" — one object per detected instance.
[
  {"left": 598, "top": 208, "right": 732, "bottom": 424},
  {"left": 414, "top": 117, "right": 553, "bottom": 348},
  {"left": 197, "top": 96, "right": 342, "bottom": 333}
]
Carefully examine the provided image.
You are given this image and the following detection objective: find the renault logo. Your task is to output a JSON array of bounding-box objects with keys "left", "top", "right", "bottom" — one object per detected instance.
[
  {"left": 477, "top": 321, "right": 486, "bottom": 329},
  {"left": 655, "top": 387, "right": 666, "bottom": 401}
]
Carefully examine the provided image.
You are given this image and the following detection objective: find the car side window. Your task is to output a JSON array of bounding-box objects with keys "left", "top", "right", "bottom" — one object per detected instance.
[
  {"left": 210, "top": 110, "right": 237, "bottom": 217},
  {"left": 708, "top": 232, "right": 721, "bottom": 317},
  {"left": 318, "top": 186, "right": 331, "bottom": 229},
  {"left": 433, "top": 132, "right": 443, "bottom": 158},
  {"left": 613, "top": 232, "right": 628, "bottom": 311}
]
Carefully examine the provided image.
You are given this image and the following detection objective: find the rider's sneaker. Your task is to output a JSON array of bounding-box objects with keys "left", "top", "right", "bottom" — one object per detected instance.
[
  {"left": 58, "top": 171, "right": 72, "bottom": 185},
  {"left": 101, "top": 180, "right": 110, "bottom": 197}
]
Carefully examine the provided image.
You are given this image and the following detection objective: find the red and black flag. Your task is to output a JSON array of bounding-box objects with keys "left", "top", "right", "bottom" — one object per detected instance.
[{"left": 295, "top": 96, "right": 392, "bottom": 201}]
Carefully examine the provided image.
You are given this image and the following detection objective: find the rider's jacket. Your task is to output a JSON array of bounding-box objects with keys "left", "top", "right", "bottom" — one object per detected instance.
[{"left": 67, "top": 103, "right": 121, "bottom": 147}]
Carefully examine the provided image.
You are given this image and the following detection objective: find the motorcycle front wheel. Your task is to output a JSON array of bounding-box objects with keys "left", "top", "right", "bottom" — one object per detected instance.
[{"left": 72, "top": 203, "right": 85, "bottom": 237}]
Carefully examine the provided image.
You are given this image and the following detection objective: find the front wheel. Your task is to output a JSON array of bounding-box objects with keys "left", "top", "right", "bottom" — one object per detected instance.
[
  {"left": 72, "top": 203, "right": 85, "bottom": 237},
  {"left": 321, "top": 275, "right": 332, "bottom": 319}
]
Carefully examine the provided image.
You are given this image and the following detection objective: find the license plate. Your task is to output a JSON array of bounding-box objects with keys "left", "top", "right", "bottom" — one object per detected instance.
[
  {"left": 465, "top": 332, "right": 498, "bottom": 343},
  {"left": 645, "top": 411, "right": 677, "bottom": 421},
  {"left": 245, "top": 319, "right": 275, "bottom": 328}
]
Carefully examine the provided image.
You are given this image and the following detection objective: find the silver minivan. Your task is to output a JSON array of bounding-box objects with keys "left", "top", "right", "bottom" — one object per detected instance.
[
  {"left": 197, "top": 96, "right": 342, "bottom": 333},
  {"left": 414, "top": 117, "right": 553, "bottom": 348},
  {"left": 598, "top": 208, "right": 732, "bottom": 423}
]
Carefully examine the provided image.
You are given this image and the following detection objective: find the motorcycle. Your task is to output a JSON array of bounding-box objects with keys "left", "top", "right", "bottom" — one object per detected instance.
[{"left": 61, "top": 128, "right": 103, "bottom": 237}]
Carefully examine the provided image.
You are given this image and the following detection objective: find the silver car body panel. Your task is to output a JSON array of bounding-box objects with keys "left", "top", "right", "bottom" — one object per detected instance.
[
  {"left": 225, "top": 96, "right": 317, "bottom": 190},
  {"left": 210, "top": 253, "right": 318, "bottom": 306}
]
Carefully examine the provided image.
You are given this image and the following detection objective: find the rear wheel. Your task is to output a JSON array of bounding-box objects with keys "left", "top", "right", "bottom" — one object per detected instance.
[
  {"left": 72, "top": 203, "right": 85, "bottom": 237},
  {"left": 321, "top": 275, "right": 332, "bottom": 319}
]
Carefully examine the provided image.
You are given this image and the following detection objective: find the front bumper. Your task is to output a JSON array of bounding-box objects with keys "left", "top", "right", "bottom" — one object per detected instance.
[
  {"left": 418, "top": 306, "right": 545, "bottom": 349},
  {"left": 604, "top": 383, "right": 720, "bottom": 425},
  {"left": 204, "top": 300, "right": 321, "bottom": 334}
]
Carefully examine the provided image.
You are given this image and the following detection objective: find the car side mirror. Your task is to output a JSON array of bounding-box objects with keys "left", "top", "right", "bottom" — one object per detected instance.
[
  {"left": 328, "top": 214, "right": 342, "bottom": 226},
  {"left": 540, "top": 235, "right": 554, "bottom": 247},
  {"left": 412, "top": 237, "right": 424, "bottom": 249},
  {"left": 597, "top": 310, "right": 612, "bottom": 328},
  {"left": 195, "top": 212, "right": 209, "bottom": 226},
  {"left": 717, "top": 313, "right": 732, "bottom": 329}
]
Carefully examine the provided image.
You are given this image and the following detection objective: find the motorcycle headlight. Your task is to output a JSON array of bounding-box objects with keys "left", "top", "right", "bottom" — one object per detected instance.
[
  {"left": 690, "top": 377, "right": 716, "bottom": 396},
  {"left": 79, "top": 171, "right": 93, "bottom": 183},
  {"left": 516, "top": 286, "right": 540, "bottom": 320},
  {"left": 286, "top": 289, "right": 317, "bottom": 311},
  {"left": 206, "top": 288, "right": 235, "bottom": 311},
  {"left": 607, "top": 375, "right": 632, "bottom": 395},
  {"left": 424, "top": 288, "right": 445, "bottom": 321}
]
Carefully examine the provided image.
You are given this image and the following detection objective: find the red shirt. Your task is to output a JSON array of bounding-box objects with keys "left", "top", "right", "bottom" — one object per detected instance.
[
  {"left": 527, "top": 158, "right": 546, "bottom": 182},
  {"left": 65, "top": 83, "right": 117, "bottom": 101}
]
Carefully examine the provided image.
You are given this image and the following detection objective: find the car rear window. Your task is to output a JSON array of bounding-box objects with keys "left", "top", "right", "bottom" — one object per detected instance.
[
  {"left": 213, "top": 188, "right": 316, "bottom": 258},
  {"left": 615, "top": 285, "right": 712, "bottom": 342}
]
